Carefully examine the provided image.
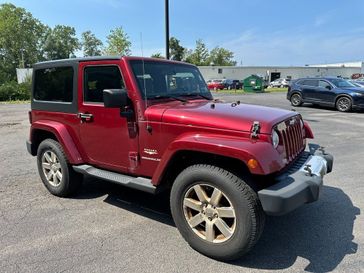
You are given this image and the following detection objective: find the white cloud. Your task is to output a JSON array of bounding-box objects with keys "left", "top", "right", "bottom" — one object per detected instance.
[{"left": 314, "top": 11, "right": 334, "bottom": 27}]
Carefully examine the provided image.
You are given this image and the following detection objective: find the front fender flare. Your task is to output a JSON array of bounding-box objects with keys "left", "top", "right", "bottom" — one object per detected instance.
[
  {"left": 30, "top": 120, "right": 83, "bottom": 164},
  {"left": 152, "top": 133, "right": 284, "bottom": 185}
]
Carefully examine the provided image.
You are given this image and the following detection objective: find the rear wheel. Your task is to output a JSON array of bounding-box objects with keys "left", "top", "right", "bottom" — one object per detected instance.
[
  {"left": 336, "top": 96, "right": 352, "bottom": 112},
  {"left": 37, "top": 139, "right": 82, "bottom": 197},
  {"left": 290, "top": 93, "right": 303, "bottom": 106},
  {"left": 170, "top": 164, "right": 265, "bottom": 261}
]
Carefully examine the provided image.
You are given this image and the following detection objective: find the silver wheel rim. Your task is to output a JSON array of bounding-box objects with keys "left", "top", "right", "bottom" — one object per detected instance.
[
  {"left": 337, "top": 98, "right": 350, "bottom": 111},
  {"left": 41, "top": 151, "right": 62, "bottom": 187},
  {"left": 291, "top": 94, "right": 301, "bottom": 106},
  {"left": 183, "top": 184, "right": 236, "bottom": 243}
]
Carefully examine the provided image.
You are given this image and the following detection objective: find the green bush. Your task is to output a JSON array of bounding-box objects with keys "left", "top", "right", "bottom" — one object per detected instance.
[{"left": 0, "top": 81, "right": 31, "bottom": 101}]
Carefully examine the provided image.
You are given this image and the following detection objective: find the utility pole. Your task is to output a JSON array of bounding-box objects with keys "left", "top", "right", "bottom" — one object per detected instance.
[
  {"left": 20, "top": 49, "right": 25, "bottom": 68},
  {"left": 165, "top": 0, "right": 170, "bottom": 59}
]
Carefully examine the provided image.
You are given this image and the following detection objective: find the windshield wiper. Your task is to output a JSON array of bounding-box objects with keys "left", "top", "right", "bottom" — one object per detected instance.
[
  {"left": 183, "top": 93, "right": 212, "bottom": 100},
  {"left": 148, "top": 95, "right": 187, "bottom": 102}
]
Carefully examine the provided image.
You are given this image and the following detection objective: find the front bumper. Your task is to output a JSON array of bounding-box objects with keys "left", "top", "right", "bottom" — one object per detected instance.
[{"left": 258, "top": 144, "right": 333, "bottom": 216}]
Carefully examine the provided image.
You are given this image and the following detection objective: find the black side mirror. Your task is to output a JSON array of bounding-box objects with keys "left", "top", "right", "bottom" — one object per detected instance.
[
  {"left": 103, "top": 89, "right": 128, "bottom": 108},
  {"left": 325, "top": 85, "right": 332, "bottom": 90}
]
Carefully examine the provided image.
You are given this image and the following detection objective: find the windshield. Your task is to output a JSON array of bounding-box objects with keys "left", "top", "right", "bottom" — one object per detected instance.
[
  {"left": 130, "top": 60, "right": 212, "bottom": 100},
  {"left": 328, "top": 78, "right": 356, "bottom": 88}
]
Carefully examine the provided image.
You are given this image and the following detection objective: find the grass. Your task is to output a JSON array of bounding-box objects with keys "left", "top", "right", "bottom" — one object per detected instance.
[
  {"left": 0, "top": 100, "right": 30, "bottom": 104},
  {"left": 212, "top": 87, "right": 288, "bottom": 94}
]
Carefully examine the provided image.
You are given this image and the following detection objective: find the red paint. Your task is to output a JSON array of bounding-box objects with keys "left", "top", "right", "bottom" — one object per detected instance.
[{"left": 29, "top": 56, "right": 310, "bottom": 185}]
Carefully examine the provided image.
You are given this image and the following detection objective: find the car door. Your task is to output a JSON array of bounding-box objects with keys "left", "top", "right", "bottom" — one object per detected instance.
[
  {"left": 78, "top": 62, "right": 138, "bottom": 173},
  {"left": 300, "top": 79, "right": 319, "bottom": 102},
  {"left": 317, "top": 80, "right": 336, "bottom": 105}
]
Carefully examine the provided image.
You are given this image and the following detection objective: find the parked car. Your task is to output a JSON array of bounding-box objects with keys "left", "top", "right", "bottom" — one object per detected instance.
[
  {"left": 206, "top": 79, "right": 224, "bottom": 90},
  {"left": 222, "top": 79, "right": 243, "bottom": 90},
  {"left": 270, "top": 78, "right": 290, "bottom": 88},
  {"left": 287, "top": 77, "right": 364, "bottom": 112},
  {"left": 27, "top": 56, "right": 333, "bottom": 261}
]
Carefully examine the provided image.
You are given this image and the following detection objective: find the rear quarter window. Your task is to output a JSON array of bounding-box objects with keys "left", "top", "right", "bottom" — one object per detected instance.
[{"left": 34, "top": 67, "right": 74, "bottom": 102}]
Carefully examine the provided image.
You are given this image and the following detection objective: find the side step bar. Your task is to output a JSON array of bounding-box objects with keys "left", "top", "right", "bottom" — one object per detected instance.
[{"left": 73, "top": 165, "right": 156, "bottom": 194}]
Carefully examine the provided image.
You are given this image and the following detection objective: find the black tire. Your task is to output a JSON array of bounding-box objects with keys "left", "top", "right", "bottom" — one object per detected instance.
[
  {"left": 170, "top": 164, "right": 265, "bottom": 261},
  {"left": 290, "top": 93, "right": 303, "bottom": 106},
  {"left": 336, "top": 96, "right": 352, "bottom": 112},
  {"left": 37, "top": 139, "right": 82, "bottom": 197}
]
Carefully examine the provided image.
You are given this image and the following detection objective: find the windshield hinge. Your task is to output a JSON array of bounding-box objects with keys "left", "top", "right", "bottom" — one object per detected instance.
[{"left": 251, "top": 121, "right": 261, "bottom": 139}]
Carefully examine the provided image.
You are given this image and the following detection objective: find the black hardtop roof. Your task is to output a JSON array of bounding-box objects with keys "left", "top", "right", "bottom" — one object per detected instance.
[
  {"left": 32, "top": 56, "right": 195, "bottom": 69},
  {"left": 33, "top": 56, "right": 122, "bottom": 68}
]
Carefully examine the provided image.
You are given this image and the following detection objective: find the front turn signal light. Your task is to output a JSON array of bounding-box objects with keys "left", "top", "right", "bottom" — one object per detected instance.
[{"left": 248, "top": 159, "right": 258, "bottom": 169}]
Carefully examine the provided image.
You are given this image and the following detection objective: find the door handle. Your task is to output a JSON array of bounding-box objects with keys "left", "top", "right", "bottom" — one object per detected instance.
[{"left": 78, "top": 113, "right": 93, "bottom": 122}]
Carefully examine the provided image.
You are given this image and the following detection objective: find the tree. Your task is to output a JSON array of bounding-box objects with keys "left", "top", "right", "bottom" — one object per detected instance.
[
  {"left": 0, "top": 3, "right": 47, "bottom": 82},
  {"left": 169, "top": 37, "right": 185, "bottom": 61},
  {"left": 208, "top": 47, "right": 236, "bottom": 66},
  {"left": 151, "top": 52, "right": 164, "bottom": 59},
  {"left": 81, "top": 31, "right": 103, "bottom": 57},
  {"left": 104, "top": 27, "right": 131, "bottom": 56},
  {"left": 185, "top": 39, "right": 209, "bottom": 66},
  {"left": 43, "top": 25, "right": 80, "bottom": 60}
]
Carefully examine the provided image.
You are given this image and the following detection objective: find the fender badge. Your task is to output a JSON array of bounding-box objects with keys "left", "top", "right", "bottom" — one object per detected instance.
[{"left": 144, "top": 148, "right": 158, "bottom": 155}]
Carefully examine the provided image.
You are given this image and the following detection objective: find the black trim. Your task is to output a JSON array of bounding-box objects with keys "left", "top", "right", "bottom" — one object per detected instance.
[
  {"left": 258, "top": 148, "right": 333, "bottom": 216},
  {"left": 73, "top": 165, "right": 156, "bottom": 194},
  {"left": 26, "top": 140, "right": 36, "bottom": 156}
]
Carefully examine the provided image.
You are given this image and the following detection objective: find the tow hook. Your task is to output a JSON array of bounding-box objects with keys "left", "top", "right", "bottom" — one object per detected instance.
[
  {"left": 319, "top": 146, "right": 326, "bottom": 155},
  {"left": 251, "top": 121, "right": 261, "bottom": 139},
  {"left": 304, "top": 164, "right": 313, "bottom": 176}
]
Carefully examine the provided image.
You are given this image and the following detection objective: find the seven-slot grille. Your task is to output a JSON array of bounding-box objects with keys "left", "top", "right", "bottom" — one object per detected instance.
[{"left": 276, "top": 115, "right": 305, "bottom": 163}]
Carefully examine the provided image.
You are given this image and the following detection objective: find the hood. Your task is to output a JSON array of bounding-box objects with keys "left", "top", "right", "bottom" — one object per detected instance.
[
  {"left": 145, "top": 100, "right": 297, "bottom": 134},
  {"left": 342, "top": 87, "right": 364, "bottom": 93}
]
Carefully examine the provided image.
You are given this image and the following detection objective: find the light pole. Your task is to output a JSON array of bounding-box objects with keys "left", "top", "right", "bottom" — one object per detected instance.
[{"left": 165, "top": 0, "right": 170, "bottom": 59}]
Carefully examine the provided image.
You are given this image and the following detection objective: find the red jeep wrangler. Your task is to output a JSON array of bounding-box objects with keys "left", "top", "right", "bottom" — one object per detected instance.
[{"left": 27, "top": 56, "right": 333, "bottom": 261}]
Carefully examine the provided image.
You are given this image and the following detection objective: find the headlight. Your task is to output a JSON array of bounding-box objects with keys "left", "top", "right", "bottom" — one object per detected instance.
[{"left": 272, "top": 130, "right": 279, "bottom": 148}]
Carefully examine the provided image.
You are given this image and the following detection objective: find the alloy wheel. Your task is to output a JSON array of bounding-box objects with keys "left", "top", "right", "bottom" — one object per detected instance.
[
  {"left": 337, "top": 97, "right": 351, "bottom": 112},
  {"left": 41, "top": 150, "right": 62, "bottom": 187},
  {"left": 183, "top": 183, "right": 236, "bottom": 243},
  {"left": 291, "top": 94, "right": 302, "bottom": 106}
]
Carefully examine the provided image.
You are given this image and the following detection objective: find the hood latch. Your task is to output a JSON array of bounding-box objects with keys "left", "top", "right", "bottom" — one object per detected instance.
[{"left": 251, "top": 121, "right": 261, "bottom": 139}]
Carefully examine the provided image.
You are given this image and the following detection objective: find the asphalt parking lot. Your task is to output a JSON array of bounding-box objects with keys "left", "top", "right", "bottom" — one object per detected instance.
[{"left": 0, "top": 92, "right": 363, "bottom": 273}]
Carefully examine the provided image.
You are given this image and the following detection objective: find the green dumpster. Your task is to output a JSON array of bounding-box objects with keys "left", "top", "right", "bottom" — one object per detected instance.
[{"left": 243, "top": 75, "right": 264, "bottom": 92}]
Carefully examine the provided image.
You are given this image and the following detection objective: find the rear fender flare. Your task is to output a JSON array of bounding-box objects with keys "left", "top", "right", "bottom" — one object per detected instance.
[{"left": 30, "top": 120, "right": 83, "bottom": 164}]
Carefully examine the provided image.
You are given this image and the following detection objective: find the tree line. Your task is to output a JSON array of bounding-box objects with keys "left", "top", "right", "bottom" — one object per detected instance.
[{"left": 0, "top": 3, "right": 236, "bottom": 100}]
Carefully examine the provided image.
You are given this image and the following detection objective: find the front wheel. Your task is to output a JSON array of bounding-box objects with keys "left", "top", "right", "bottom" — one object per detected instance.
[
  {"left": 170, "top": 164, "right": 265, "bottom": 261},
  {"left": 336, "top": 96, "right": 352, "bottom": 112}
]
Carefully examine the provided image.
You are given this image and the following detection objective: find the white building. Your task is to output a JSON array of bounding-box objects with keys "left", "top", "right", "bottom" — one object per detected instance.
[{"left": 198, "top": 61, "right": 364, "bottom": 82}]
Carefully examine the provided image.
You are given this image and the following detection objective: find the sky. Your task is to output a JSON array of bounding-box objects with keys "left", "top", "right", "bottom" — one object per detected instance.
[{"left": 1, "top": 0, "right": 364, "bottom": 66}]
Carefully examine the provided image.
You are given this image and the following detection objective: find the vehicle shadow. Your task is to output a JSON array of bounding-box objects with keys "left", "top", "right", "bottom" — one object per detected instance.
[
  {"left": 76, "top": 179, "right": 359, "bottom": 272},
  {"left": 232, "top": 185, "right": 360, "bottom": 272}
]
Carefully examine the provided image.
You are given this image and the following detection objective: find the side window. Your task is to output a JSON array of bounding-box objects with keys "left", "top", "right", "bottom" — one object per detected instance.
[
  {"left": 84, "top": 66, "right": 125, "bottom": 103},
  {"left": 34, "top": 67, "right": 73, "bottom": 102},
  {"left": 299, "top": 79, "right": 318, "bottom": 87},
  {"left": 319, "top": 80, "right": 330, "bottom": 89}
]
